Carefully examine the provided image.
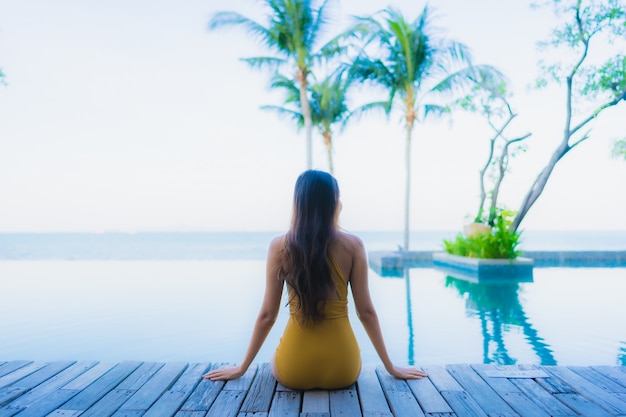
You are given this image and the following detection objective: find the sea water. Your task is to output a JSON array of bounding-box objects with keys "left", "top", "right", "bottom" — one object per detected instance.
[{"left": 0, "top": 231, "right": 625, "bottom": 366}]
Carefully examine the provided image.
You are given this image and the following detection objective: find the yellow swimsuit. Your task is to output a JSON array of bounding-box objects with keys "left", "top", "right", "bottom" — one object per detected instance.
[{"left": 274, "top": 257, "right": 361, "bottom": 390}]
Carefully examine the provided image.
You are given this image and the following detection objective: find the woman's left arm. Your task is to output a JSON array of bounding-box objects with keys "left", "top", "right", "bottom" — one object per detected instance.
[{"left": 203, "top": 237, "right": 284, "bottom": 380}]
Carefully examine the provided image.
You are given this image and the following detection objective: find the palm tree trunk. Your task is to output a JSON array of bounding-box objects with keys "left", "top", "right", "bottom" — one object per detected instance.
[
  {"left": 323, "top": 131, "right": 334, "bottom": 174},
  {"left": 298, "top": 69, "right": 313, "bottom": 170},
  {"left": 404, "top": 120, "right": 414, "bottom": 252}
]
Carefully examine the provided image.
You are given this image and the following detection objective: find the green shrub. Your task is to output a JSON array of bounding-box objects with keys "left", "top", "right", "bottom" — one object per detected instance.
[{"left": 444, "top": 210, "right": 523, "bottom": 259}]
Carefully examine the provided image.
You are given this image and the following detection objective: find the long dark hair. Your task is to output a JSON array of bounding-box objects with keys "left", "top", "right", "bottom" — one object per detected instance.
[{"left": 280, "top": 170, "right": 340, "bottom": 323}]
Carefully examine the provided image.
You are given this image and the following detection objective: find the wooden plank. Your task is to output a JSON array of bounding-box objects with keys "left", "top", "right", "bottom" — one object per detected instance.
[
  {"left": 355, "top": 367, "right": 392, "bottom": 417},
  {"left": 3, "top": 361, "right": 75, "bottom": 391},
  {"left": 180, "top": 364, "right": 226, "bottom": 412},
  {"left": 535, "top": 366, "right": 576, "bottom": 394},
  {"left": 301, "top": 391, "right": 329, "bottom": 413},
  {"left": 6, "top": 388, "right": 79, "bottom": 417},
  {"left": 0, "top": 362, "right": 50, "bottom": 391},
  {"left": 47, "top": 410, "right": 82, "bottom": 416},
  {"left": 329, "top": 386, "right": 361, "bottom": 417},
  {"left": 470, "top": 364, "right": 519, "bottom": 394},
  {"left": 205, "top": 390, "right": 247, "bottom": 417},
  {"left": 240, "top": 363, "right": 276, "bottom": 413},
  {"left": 593, "top": 366, "right": 626, "bottom": 388},
  {"left": 569, "top": 366, "right": 626, "bottom": 393},
  {"left": 117, "top": 362, "right": 164, "bottom": 391},
  {"left": 0, "top": 360, "right": 623, "bottom": 417},
  {"left": 224, "top": 365, "right": 258, "bottom": 392},
  {"left": 481, "top": 365, "right": 548, "bottom": 379},
  {"left": 472, "top": 364, "right": 551, "bottom": 417},
  {"left": 175, "top": 412, "right": 206, "bottom": 417},
  {"left": 446, "top": 364, "right": 518, "bottom": 417},
  {"left": 375, "top": 366, "right": 411, "bottom": 393},
  {"left": 0, "top": 362, "right": 33, "bottom": 380},
  {"left": 407, "top": 378, "right": 453, "bottom": 415},
  {"left": 113, "top": 362, "right": 188, "bottom": 414},
  {"left": 4, "top": 361, "right": 97, "bottom": 411},
  {"left": 268, "top": 391, "right": 300, "bottom": 417},
  {"left": 554, "top": 393, "right": 614, "bottom": 417},
  {"left": 510, "top": 378, "right": 578, "bottom": 417},
  {"left": 440, "top": 390, "right": 487, "bottom": 417},
  {"left": 142, "top": 363, "right": 209, "bottom": 417},
  {"left": 375, "top": 366, "right": 424, "bottom": 417},
  {"left": 544, "top": 365, "right": 626, "bottom": 415},
  {"left": 499, "top": 392, "right": 552, "bottom": 417},
  {"left": 382, "top": 391, "right": 424, "bottom": 417},
  {"left": 56, "top": 361, "right": 142, "bottom": 412},
  {"left": 61, "top": 362, "right": 116, "bottom": 390},
  {"left": 79, "top": 389, "right": 134, "bottom": 417},
  {"left": 420, "top": 365, "right": 463, "bottom": 392},
  {"left": 276, "top": 383, "right": 294, "bottom": 392},
  {"left": 80, "top": 362, "right": 165, "bottom": 417},
  {"left": 0, "top": 402, "right": 21, "bottom": 417},
  {"left": 11, "top": 362, "right": 117, "bottom": 417}
]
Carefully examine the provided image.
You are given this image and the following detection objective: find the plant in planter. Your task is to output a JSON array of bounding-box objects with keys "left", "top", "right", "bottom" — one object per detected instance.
[{"left": 444, "top": 209, "right": 522, "bottom": 260}]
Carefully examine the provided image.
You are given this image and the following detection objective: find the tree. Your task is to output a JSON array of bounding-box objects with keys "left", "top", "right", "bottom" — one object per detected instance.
[
  {"left": 511, "top": 0, "right": 626, "bottom": 232},
  {"left": 457, "top": 77, "right": 531, "bottom": 226},
  {"left": 209, "top": 0, "right": 341, "bottom": 170},
  {"left": 347, "top": 7, "right": 503, "bottom": 251},
  {"left": 612, "top": 139, "right": 626, "bottom": 160},
  {"left": 261, "top": 70, "right": 353, "bottom": 174}
]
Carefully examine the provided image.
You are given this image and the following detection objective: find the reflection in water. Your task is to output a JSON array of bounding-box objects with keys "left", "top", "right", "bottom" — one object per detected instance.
[
  {"left": 404, "top": 268, "right": 415, "bottom": 366},
  {"left": 444, "top": 276, "right": 558, "bottom": 365}
]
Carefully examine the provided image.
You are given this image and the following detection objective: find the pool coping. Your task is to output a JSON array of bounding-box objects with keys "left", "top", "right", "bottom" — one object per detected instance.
[{"left": 368, "top": 250, "right": 626, "bottom": 277}]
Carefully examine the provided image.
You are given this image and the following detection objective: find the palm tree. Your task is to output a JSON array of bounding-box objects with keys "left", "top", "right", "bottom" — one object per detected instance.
[
  {"left": 209, "top": 0, "right": 341, "bottom": 170},
  {"left": 348, "top": 7, "right": 503, "bottom": 251},
  {"left": 261, "top": 70, "right": 353, "bottom": 174}
]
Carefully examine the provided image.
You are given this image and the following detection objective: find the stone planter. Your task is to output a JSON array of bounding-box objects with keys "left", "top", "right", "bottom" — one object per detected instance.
[{"left": 433, "top": 252, "right": 534, "bottom": 283}]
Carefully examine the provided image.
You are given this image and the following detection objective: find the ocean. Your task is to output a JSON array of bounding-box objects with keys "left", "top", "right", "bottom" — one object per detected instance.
[{"left": 1, "top": 230, "right": 625, "bottom": 260}]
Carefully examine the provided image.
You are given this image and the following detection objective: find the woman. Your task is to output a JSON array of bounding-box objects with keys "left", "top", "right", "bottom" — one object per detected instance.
[{"left": 203, "top": 170, "right": 427, "bottom": 389}]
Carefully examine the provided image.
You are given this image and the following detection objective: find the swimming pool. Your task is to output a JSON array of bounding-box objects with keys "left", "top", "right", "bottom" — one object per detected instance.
[{"left": 1, "top": 260, "right": 624, "bottom": 366}]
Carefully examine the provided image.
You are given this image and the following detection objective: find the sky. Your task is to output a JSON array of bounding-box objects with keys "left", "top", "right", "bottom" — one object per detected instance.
[{"left": 0, "top": 0, "right": 624, "bottom": 233}]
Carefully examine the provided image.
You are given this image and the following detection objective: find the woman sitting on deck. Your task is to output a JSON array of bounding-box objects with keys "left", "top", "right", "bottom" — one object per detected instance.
[{"left": 203, "top": 170, "right": 427, "bottom": 389}]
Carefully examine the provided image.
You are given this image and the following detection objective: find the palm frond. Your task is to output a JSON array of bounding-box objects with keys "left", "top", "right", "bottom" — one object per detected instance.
[
  {"left": 311, "top": 0, "right": 333, "bottom": 46},
  {"left": 269, "top": 73, "right": 301, "bottom": 104},
  {"left": 241, "top": 56, "right": 286, "bottom": 71},
  {"left": 422, "top": 103, "right": 450, "bottom": 119},
  {"left": 260, "top": 104, "right": 305, "bottom": 128},
  {"left": 209, "top": 11, "right": 273, "bottom": 46},
  {"left": 431, "top": 65, "right": 506, "bottom": 96},
  {"left": 348, "top": 57, "right": 395, "bottom": 89},
  {"left": 341, "top": 101, "right": 391, "bottom": 130}
]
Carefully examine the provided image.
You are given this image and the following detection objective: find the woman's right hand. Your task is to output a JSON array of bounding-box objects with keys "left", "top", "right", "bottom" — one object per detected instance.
[
  {"left": 202, "top": 365, "right": 245, "bottom": 381},
  {"left": 387, "top": 365, "right": 428, "bottom": 380}
]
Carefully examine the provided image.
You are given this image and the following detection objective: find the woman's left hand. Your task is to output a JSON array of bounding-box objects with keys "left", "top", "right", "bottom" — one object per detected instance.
[{"left": 202, "top": 365, "right": 245, "bottom": 381}]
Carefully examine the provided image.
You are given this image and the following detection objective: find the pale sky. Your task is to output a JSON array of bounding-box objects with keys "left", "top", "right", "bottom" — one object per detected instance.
[{"left": 0, "top": 0, "right": 624, "bottom": 233}]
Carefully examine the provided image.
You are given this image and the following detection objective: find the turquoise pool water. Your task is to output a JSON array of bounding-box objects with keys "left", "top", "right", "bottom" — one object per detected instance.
[{"left": 1, "top": 260, "right": 624, "bottom": 366}]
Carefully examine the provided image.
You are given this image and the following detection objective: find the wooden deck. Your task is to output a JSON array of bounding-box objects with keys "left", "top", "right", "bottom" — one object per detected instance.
[{"left": 1, "top": 361, "right": 625, "bottom": 417}]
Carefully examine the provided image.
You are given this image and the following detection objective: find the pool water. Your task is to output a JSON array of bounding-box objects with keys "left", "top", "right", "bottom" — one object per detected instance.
[{"left": 1, "top": 260, "right": 624, "bottom": 366}]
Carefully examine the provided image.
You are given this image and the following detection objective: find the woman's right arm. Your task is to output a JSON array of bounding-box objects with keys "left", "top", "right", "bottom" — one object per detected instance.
[{"left": 348, "top": 236, "right": 428, "bottom": 380}]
